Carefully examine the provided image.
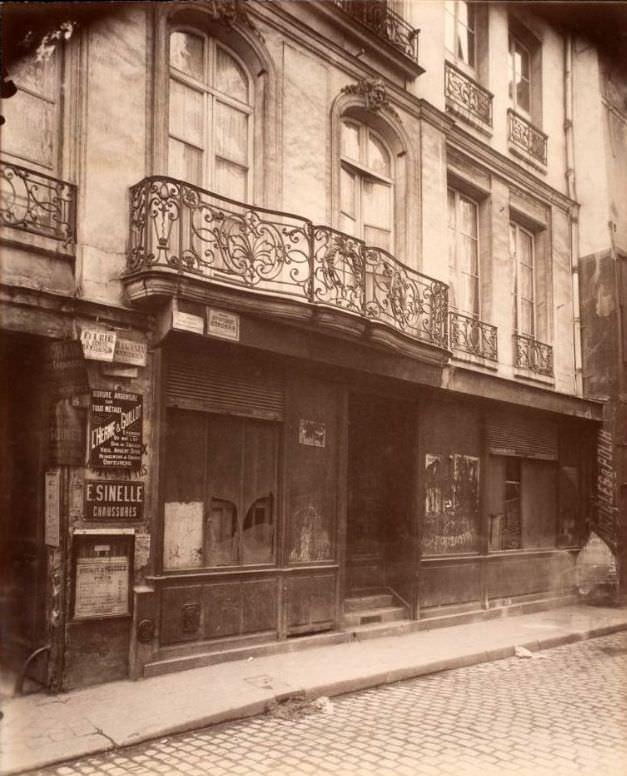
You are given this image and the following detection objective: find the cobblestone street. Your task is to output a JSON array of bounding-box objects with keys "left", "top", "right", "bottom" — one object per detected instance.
[{"left": 37, "top": 632, "right": 627, "bottom": 776}]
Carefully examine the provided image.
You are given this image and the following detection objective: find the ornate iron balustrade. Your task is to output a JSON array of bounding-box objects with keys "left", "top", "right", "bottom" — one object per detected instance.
[
  {"left": 514, "top": 333, "right": 553, "bottom": 377},
  {"left": 445, "top": 61, "right": 493, "bottom": 126},
  {"left": 128, "top": 176, "right": 449, "bottom": 350},
  {"left": 507, "top": 110, "right": 548, "bottom": 165},
  {"left": 449, "top": 311, "right": 497, "bottom": 361},
  {"left": 333, "top": 1, "right": 419, "bottom": 62},
  {"left": 0, "top": 161, "right": 76, "bottom": 244}
]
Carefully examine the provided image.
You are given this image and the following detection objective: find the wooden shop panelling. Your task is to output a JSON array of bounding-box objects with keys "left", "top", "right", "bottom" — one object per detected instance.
[
  {"left": 419, "top": 561, "right": 481, "bottom": 609},
  {"left": 160, "top": 585, "right": 203, "bottom": 645},
  {"left": 286, "top": 377, "right": 339, "bottom": 564},
  {"left": 241, "top": 580, "right": 277, "bottom": 634},
  {"left": 202, "top": 583, "right": 241, "bottom": 640},
  {"left": 285, "top": 573, "right": 336, "bottom": 633},
  {"left": 486, "top": 553, "right": 564, "bottom": 599}
]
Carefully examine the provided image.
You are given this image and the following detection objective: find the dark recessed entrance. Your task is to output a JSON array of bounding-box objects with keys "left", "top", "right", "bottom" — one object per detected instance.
[{"left": 345, "top": 392, "right": 416, "bottom": 624}]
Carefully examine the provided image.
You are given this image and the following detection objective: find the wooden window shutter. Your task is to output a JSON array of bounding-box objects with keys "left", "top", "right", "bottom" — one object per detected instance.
[{"left": 166, "top": 346, "right": 284, "bottom": 420}]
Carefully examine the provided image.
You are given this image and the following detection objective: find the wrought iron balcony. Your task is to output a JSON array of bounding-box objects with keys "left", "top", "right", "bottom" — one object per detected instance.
[
  {"left": 514, "top": 332, "right": 553, "bottom": 377},
  {"left": 449, "top": 311, "right": 497, "bottom": 361},
  {"left": 507, "top": 110, "right": 548, "bottom": 165},
  {"left": 445, "top": 62, "right": 493, "bottom": 127},
  {"left": 127, "top": 176, "right": 449, "bottom": 350},
  {"left": 0, "top": 160, "right": 76, "bottom": 245},
  {"left": 333, "top": 1, "right": 419, "bottom": 63}
]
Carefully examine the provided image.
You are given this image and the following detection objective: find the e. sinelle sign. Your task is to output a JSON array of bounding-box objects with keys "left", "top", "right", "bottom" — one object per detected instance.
[
  {"left": 89, "top": 390, "right": 143, "bottom": 470},
  {"left": 84, "top": 480, "right": 144, "bottom": 520}
]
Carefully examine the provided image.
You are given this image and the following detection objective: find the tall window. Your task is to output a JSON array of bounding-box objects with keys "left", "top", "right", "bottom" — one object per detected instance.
[
  {"left": 339, "top": 119, "right": 394, "bottom": 251},
  {"left": 168, "top": 29, "right": 252, "bottom": 200},
  {"left": 508, "top": 35, "right": 531, "bottom": 115},
  {"left": 445, "top": 0, "right": 475, "bottom": 68},
  {"left": 510, "top": 222, "right": 535, "bottom": 336},
  {"left": 448, "top": 188, "right": 479, "bottom": 316}
]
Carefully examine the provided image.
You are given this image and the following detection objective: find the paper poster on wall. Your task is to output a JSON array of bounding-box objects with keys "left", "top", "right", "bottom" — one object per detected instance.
[
  {"left": 423, "top": 453, "right": 479, "bottom": 555},
  {"left": 163, "top": 502, "right": 204, "bottom": 569},
  {"left": 45, "top": 470, "right": 61, "bottom": 547},
  {"left": 74, "top": 555, "right": 130, "bottom": 618}
]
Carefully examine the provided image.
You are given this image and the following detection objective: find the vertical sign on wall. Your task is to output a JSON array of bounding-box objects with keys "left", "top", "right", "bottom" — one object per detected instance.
[
  {"left": 45, "top": 470, "right": 61, "bottom": 547},
  {"left": 89, "top": 390, "right": 143, "bottom": 469}
]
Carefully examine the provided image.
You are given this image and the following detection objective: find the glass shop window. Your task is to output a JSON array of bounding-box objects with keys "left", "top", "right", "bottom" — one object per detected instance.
[
  {"left": 488, "top": 455, "right": 557, "bottom": 552},
  {"left": 163, "top": 409, "right": 277, "bottom": 570}
]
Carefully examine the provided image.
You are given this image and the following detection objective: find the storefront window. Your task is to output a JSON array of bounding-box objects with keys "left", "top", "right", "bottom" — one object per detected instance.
[{"left": 163, "top": 410, "right": 277, "bottom": 570}]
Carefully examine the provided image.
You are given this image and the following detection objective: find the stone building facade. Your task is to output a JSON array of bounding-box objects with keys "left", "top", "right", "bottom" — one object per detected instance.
[{"left": 0, "top": 1, "right": 613, "bottom": 691}]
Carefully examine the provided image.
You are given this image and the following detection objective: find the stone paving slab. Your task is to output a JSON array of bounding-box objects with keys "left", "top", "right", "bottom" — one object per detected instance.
[{"left": 2, "top": 604, "right": 627, "bottom": 775}]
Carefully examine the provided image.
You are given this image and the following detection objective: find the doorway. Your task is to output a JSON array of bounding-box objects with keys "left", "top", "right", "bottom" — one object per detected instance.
[
  {"left": 0, "top": 333, "right": 48, "bottom": 688},
  {"left": 346, "top": 392, "right": 416, "bottom": 612}
]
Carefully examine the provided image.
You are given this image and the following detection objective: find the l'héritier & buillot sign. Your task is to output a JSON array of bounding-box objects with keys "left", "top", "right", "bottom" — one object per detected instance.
[{"left": 89, "top": 390, "right": 143, "bottom": 469}]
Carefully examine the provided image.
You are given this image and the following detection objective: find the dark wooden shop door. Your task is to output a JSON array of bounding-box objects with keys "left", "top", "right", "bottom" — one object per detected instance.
[{"left": 346, "top": 393, "right": 415, "bottom": 601}]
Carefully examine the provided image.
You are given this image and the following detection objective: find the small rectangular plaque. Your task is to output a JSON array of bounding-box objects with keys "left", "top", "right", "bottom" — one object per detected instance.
[
  {"left": 81, "top": 329, "right": 117, "bottom": 362},
  {"left": 113, "top": 338, "right": 148, "bottom": 367},
  {"left": 298, "top": 419, "right": 326, "bottom": 448},
  {"left": 207, "top": 308, "right": 240, "bottom": 342},
  {"left": 173, "top": 309, "right": 205, "bottom": 335}
]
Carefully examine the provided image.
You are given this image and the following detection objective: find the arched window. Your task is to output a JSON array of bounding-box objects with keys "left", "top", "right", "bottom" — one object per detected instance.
[
  {"left": 168, "top": 29, "right": 252, "bottom": 200},
  {"left": 339, "top": 118, "right": 394, "bottom": 252}
]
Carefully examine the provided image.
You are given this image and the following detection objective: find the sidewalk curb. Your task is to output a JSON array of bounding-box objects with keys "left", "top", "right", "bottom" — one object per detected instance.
[{"left": 5, "top": 619, "right": 627, "bottom": 775}]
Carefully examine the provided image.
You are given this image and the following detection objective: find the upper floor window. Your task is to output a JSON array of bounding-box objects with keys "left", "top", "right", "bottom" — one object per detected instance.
[
  {"left": 510, "top": 221, "right": 535, "bottom": 336},
  {"left": 508, "top": 35, "right": 531, "bottom": 115},
  {"left": 168, "top": 29, "right": 252, "bottom": 200},
  {"left": 445, "top": 0, "right": 475, "bottom": 68},
  {"left": 448, "top": 188, "right": 479, "bottom": 316},
  {"left": 0, "top": 50, "right": 61, "bottom": 173},
  {"left": 339, "top": 118, "right": 394, "bottom": 252}
]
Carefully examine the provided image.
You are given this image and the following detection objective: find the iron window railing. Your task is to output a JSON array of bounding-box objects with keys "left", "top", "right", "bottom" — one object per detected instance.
[
  {"left": 445, "top": 62, "right": 493, "bottom": 126},
  {"left": 333, "top": 1, "right": 419, "bottom": 63},
  {"left": 507, "top": 110, "right": 548, "bottom": 165},
  {"left": 514, "top": 332, "right": 553, "bottom": 377},
  {"left": 449, "top": 311, "right": 498, "bottom": 361},
  {"left": 127, "top": 176, "right": 449, "bottom": 350},
  {"left": 0, "top": 160, "right": 76, "bottom": 245}
]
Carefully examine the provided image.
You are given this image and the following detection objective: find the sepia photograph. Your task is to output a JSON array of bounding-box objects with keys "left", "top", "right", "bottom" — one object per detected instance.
[{"left": 0, "top": 1, "right": 626, "bottom": 774}]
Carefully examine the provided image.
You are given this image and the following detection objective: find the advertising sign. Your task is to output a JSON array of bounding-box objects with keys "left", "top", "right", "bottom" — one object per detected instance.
[
  {"left": 81, "top": 329, "right": 117, "bottom": 362},
  {"left": 84, "top": 480, "right": 144, "bottom": 520},
  {"left": 113, "top": 338, "right": 148, "bottom": 367},
  {"left": 89, "top": 390, "right": 143, "bottom": 469}
]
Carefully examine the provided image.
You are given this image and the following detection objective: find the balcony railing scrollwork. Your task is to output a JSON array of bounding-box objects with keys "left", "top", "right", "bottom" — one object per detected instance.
[
  {"left": 333, "top": 0, "right": 419, "bottom": 63},
  {"left": 128, "top": 176, "right": 449, "bottom": 351},
  {"left": 507, "top": 110, "right": 548, "bottom": 165},
  {"left": 0, "top": 161, "right": 77, "bottom": 244},
  {"left": 449, "top": 311, "right": 498, "bottom": 361},
  {"left": 445, "top": 62, "right": 493, "bottom": 127},
  {"left": 514, "top": 333, "right": 553, "bottom": 377}
]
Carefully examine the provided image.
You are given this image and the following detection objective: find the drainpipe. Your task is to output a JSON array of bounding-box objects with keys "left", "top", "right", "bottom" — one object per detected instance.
[{"left": 564, "top": 33, "right": 583, "bottom": 396}]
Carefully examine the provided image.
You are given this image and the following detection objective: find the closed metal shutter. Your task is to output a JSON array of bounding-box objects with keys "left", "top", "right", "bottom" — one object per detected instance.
[
  {"left": 166, "top": 346, "right": 284, "bottom": 420},
  {"left": 487, "top": 410, "right": 558, "bottom": 460}
]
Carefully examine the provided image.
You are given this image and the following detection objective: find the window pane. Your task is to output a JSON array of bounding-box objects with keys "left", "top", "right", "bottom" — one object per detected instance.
[
  {"left": 363, "top": 178, "right": 391, "bottom": 230},
  {"left": 12, "top": 52, "right": 55, "bottom": 97},
  {"left": 459, "top": 272, "right": 478, "bottom": 315},
  {"left": 447, "top": 189, "right": 456, "bottom": 228},
  {"left": 206, "top": 499, "right": 238, "bottom": 566},
  {"left": 169, "top": 138, "right": 203, "bottom": 185},
  {"left": 1, "top": 90, "right": 54, "bottom": 168},
  {"left": 516, "top": 42, "right": 530, "bottom": 79},
  {"left": 341, "top": 120, "right": 360, "bottom": 162},
  {"left": 170, "top": 31, "right": 205, "bottom": 81},
  {"left": 445, "top": 4, "right": 456, "bottom": 53},
  {"left": 215, "top": 46, "right": 248, "bottom": 103},
  {"left": 340, "top": 167, "right": 356, "bottom": 218},
  {"left": 517, "top": 78, "right": 530, "bottom": 113},
  {"left": 364, "top": 225, "right": 391, "bottom": 252},
  {"left": 520, "top": 263, "right": 533, "bottom": 300},
  {"left": 520, "top": 299, "right": 534, "bottom": 335},
  {"left": 215, "top": 102, "right": 248, "bottom": 165},
  {"left": 518, "top": 229, "right": 533, "bottom": 263},
  {"left": 242, "top": 497, "right": 274, "bottom": 564},
  {"left": 367, "top": 133, "right": 391, "bottom": 177},
  {"left": 169, "top": 79, "right": 204, "bottom": 146},
  {"left": 459, "top": 197, "right": 477, "bottom": 238},
  {"left": 215, "top": 159, "right": 247, "bottom": 200}
]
